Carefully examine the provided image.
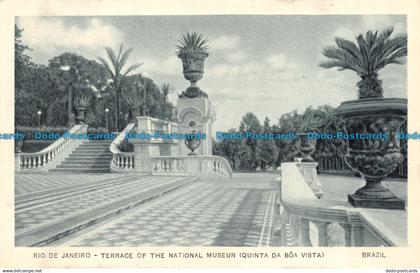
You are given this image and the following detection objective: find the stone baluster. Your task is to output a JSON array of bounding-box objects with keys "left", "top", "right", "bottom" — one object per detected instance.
[
  {"left": 339, "top": 223, "right": 352, "bottom": 246},
  {"left": 314, "top": 221, "right": 329, "bottom": 246},
  {"left": 299, "top": 218, "right": 312, "bottom": 246},
  {"left": 127, "top": 157, "right": 132, "bottom": 169},
  {"left": 351, "top": 224, "right": 365, "bottom": 246}
]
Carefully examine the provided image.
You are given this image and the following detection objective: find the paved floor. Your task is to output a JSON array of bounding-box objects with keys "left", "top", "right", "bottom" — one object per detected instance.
[
  {"left": 14, "top": 172, "right": 406, "bottom": 247},
  {"left": 15, "top": 172, "right": 279, "bottom": 247}
]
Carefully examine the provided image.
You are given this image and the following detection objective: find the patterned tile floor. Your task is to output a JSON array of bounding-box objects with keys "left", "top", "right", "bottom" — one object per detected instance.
[
  {"left": 15, "top": 173, "right": 124, "bottom": 195},
  {"left": 61, "top": 180, "right": 277, "bottom": 247},
  {"left": 15, "top": 172, "right": 279, "bottom": 247},
  {"left": 15, "top": 175, "right": 185, "bottom": 232}
]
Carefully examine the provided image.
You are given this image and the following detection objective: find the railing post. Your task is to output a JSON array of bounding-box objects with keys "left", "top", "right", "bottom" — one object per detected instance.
[
  {"left": 351, "top": 224, "right": 365, "bottom": 246},
  {"left": 314, "top": 221, "right": 329, "bottom": 246},
  {"left": 339, "top": 223, "right": 352, "bottom": 246},
  {"left": 15, "top": 153, "right": 21, "bottom": 172},
  {"left": 299, "top": 218, "right": 312, "bottom": 246}
]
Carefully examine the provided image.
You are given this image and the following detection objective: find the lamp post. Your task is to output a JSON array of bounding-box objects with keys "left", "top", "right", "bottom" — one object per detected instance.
[
  {"left": 37, "top": 110, "right": 42, "bottom": 127},
  {"left": 60, "top": 65, "right": 79, "bottom": 127},
  {"left": 141, "top": 80, "right": 147, "bottom": 116},
  {"left": 105, "top": 108, "right": 109, "bottom": 132}
]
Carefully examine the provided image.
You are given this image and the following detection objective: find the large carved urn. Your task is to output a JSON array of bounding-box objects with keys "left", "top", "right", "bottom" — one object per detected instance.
[
  {"left": 177, "top": 50, "right": 209, "bottom": 98},
  {"left": 335, "top": 98, "right": 406, "bottom": 210}
]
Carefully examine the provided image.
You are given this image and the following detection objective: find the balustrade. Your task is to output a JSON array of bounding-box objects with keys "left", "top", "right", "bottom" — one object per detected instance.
[
  {"left": 110, "top": 123, "right": 137, "bottom": 172},
  {"left": 279, "top": 162, "right": 406, "bottom": 247},
  {"left": 16, "top": 124, "right": 87, "bottom": 172},
  {"left": 150, "top": 155, "right": 232, "bottom": 178}
]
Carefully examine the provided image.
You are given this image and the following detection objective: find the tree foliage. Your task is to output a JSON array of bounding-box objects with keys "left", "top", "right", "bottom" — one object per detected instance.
[
  {"left": 213, "top": 106, "right": 348, "bottom": 171},
  {"left": 15, "top": 27, "right": 175, "bottom": 130}
]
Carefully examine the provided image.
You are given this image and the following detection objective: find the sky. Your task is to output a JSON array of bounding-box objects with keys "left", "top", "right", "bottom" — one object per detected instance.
[{"left": 16, "top": 15, "right": 407, "bottom": 131}]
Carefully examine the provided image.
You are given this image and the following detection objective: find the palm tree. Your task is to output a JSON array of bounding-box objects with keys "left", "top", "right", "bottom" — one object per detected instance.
[
  {"left": 319, "top": 27, "right": 407, "bottom": 99},
  {"left": 97, "top": 43, "right": 142, "bottom": 131}
]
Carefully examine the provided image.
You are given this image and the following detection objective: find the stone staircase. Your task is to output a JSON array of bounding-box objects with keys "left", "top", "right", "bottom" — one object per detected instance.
[{"left": 50, "top": 140, "right": 113, "bottom": 173}]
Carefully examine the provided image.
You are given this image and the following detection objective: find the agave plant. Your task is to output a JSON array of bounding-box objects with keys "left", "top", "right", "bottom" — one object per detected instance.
[
  {"left": 125, "top": 91, "right": 143, "bottom": 107},
  {"left": 74, "top": 94, "right": 91, "bottom": 108},
  {"left": 292, "top": 110, "right": 324, "bottom": 133},
  {"left": 319, "top": 27, "right": 407, "bottom": 99},
  {"left": 176, "top": 32, "right": 209, "bottom": 53}
]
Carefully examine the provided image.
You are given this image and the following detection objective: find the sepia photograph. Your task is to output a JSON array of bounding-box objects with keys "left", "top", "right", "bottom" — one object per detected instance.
[
  {"left": 3, "top": 0, "right": 420, "bottom": 271},
  {"left": 12, "top": 14, "right": 408, "bottom": 248}
]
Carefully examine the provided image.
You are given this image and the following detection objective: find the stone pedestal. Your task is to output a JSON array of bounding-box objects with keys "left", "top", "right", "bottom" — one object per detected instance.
[
  {"left": 348, "top": 194, "right": 405, "bottom": 210},
  {"left": 133, "top": 140, "right": 152, "bottom": 174},
  {"left": 177, "top": 96, "right": 215, "bottom": 156},
  {"left": 296, "top": 161, "right": 323, "bottom": 199}
]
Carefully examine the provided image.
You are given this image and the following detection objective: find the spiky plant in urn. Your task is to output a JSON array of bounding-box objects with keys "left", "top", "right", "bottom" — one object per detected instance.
[
  {"left": 320, "top": 27, "right": 407, "bottom": 209},
  {"left": 125, "top": 83, "right": 144, "bottom": 122},
  {"left": 176, "top": 32, "right": 209, "bottom": 98},
  {"left": 293, "top": 110, "right": 323, "bottom": 162},
  {"left": 74, "top": 94, "right": 91, "bottom": 124}
]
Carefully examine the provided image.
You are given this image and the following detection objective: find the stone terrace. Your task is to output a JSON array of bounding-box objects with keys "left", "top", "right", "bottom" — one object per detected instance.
[{"left": 14, "top": 172, "right": 406, "bottom": 247}]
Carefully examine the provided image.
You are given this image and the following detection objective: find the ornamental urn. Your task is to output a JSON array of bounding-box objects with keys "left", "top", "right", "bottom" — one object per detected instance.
[{"left": 335, "top": 98, "right": 406, "bottom": 210}]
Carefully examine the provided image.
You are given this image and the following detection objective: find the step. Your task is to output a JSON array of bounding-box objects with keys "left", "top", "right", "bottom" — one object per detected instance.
[
  {"left": 74, "top": 146, "right": 110, "bottom": 150},
  {"left": 54, "top": 164, "right": 110, "bottom": 168},
  {"left": 64, "top": 159, "right": 112, "bottom": 163},
  {"left": 56, "top": 163, "right": 110, "bottom": 168},
  {"left": 49, "top": 168, "right": 110, "bottom": 173},
  {"left": 66, "top": 155, "right": 113, "bottom": 159},
  {"left": 69, "top": 151, "right": 112, "bottom": 157},
  {"left": 72, "top": 149, "right": 110, "bottom": 153}
]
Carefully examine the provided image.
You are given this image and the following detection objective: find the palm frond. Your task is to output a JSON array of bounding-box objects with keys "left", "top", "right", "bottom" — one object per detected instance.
[
  {"left": 374, "top": 34, "right": 407, "bottom": 72},
  {"left": 96, "top": 56, "right": 115, "bottom": 78},
  {"left": 369, "top": 27, "right": 393, "bottom": 54},
  {"left": 320, "top": 47, "right": 364, "bottom": 74},
  {"left": 118, "top": 47, "right": 134, "bottom": 72},
  {"left": 105, "top": 47, "right": 118, "bottom": 74},
  {"left": 116, "top": 43, "right": 124, "bottom": 64},
  {"left": 122, "top": 63, "right": 142, "bottom": 77},
  {"left": 321, "top": 28, "right": 407, "bottom": 77}
]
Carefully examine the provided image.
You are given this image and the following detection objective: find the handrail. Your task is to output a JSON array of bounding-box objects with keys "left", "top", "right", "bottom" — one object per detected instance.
[
  {"left": 279, "top": 162, "right": 406, "bottom": 246},
  {"left": 150, "top": 155, "right": 233, "bottom": 178},
  {"left": 109, "top": 123, "right": 137, "bottom": 172},
  {"left": 137, "top": 116, "right": 178, "bottom": 126},
  {"left": 16, "top": 124, "right": 88, "bottom": 172}
]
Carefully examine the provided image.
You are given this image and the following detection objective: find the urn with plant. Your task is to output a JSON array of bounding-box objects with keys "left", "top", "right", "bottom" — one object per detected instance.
[
  {"left": 176, "top": 32, "right": 209, "bottom": 98},
  {"left": 125, "top": 83, "right": 144, "bottom": 122},
  {"left": 74, "top": 94, "right": 91, "bottom": 124},
  {"left": 292, "top": 110, "right": 323, "bottom": 162},
  {"left": 321, "top": 27, "right": 407, "bottom": 209}
]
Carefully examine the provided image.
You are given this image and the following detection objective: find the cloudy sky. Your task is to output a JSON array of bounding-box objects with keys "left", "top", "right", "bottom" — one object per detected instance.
[{"left": 16, "top": 15, "right": 406, "bottom": 131}]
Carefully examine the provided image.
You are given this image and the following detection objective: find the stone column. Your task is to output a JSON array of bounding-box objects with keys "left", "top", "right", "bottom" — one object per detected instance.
[{"left": 176, "top": 97, "right": 215, "bottom": 156}]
